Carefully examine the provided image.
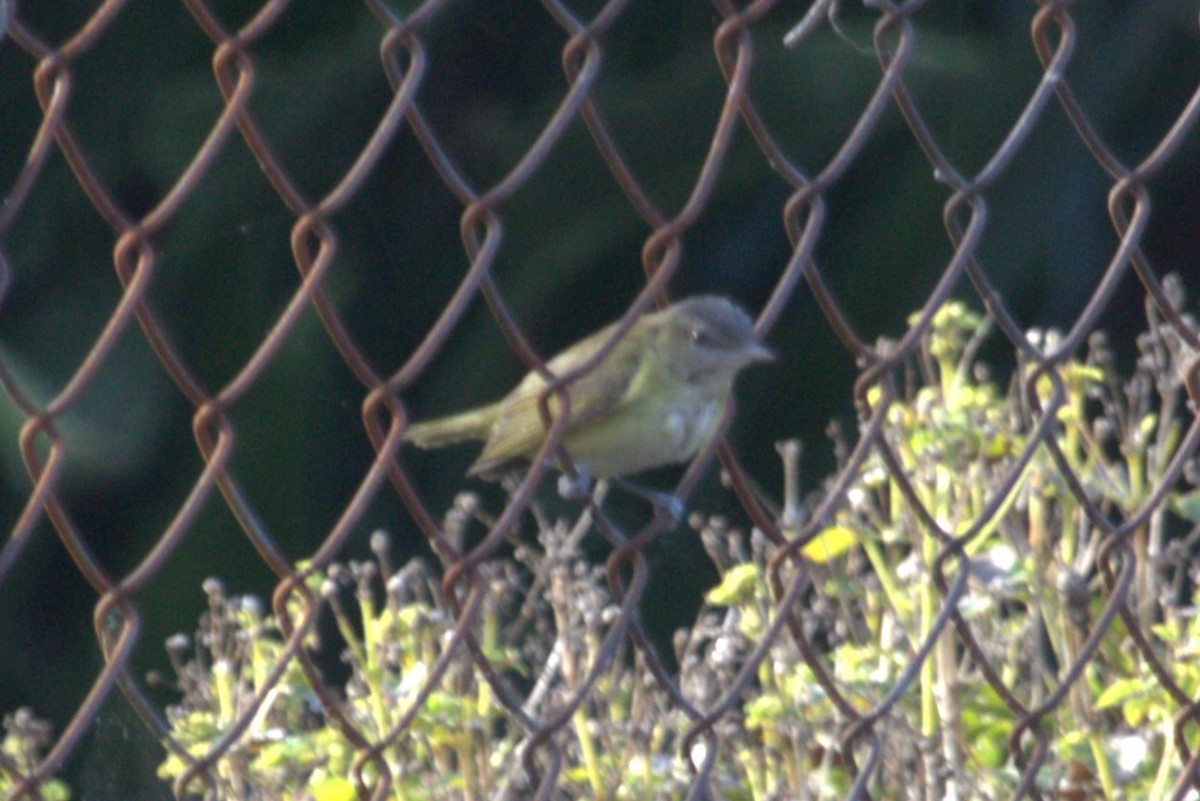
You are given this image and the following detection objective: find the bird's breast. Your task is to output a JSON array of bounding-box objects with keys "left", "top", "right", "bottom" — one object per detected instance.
[
  {"left": 562, "top": 392, "right": 727, "bottom": 478},
  {"left": 664, "top": 401, "right": 722, "bottom": 458}
]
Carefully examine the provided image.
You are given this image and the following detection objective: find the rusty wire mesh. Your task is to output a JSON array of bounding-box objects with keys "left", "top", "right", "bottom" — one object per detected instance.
[{"left": 4, "top": 0, "right": 1200, "bottom": 799}]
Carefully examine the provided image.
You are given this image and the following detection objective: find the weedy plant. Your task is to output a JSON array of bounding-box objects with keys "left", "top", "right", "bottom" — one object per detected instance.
[
  {"left": 696, "top": 288, "right": 1200, "bottom": 800},
  {"left": 9, "top": 288, "right": 1200, "bottom": 800},
  {"left": 1, "top": 709, "right": 71, "bottom": 801},
  {"left": 155, "top": 289, "right": 1200, "bottom": 799}
]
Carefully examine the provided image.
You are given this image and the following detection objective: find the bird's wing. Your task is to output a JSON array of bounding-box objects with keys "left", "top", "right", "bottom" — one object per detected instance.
[{"left": 468, "top": 324, "right": 643, "bottom": 477}]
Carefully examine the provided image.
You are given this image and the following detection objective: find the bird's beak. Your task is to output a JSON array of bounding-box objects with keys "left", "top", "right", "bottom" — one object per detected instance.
[{"left": 745, "top": 341, "right": 774, "bottom": 364}]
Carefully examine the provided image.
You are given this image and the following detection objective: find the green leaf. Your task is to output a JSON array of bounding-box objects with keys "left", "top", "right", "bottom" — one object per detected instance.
[
  {"left": 310, "top": 775, "right": 356, "bottom": 801},
  {"left": 1094, "top": 678, "right": 1144, "bottom": 711},
  {"left": 803, "top": 526, "right": 858, "bottom": 563},
  {"left": 706, "top": 564, "right": 761, "bottom": 606}
]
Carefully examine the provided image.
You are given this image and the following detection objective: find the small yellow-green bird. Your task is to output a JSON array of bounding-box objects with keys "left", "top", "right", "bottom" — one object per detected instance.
[{"left": 403, "top": 296, "right": 772, "bottom": 479}]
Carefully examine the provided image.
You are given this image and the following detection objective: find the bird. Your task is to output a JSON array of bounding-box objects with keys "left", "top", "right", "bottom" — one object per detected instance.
[{"left": 403, "top": 295, "right": 772, "bottom": 481}]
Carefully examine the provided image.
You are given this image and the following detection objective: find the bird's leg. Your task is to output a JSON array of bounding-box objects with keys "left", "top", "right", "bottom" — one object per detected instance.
[{"left": 610, "top": 477, "right": 686, "bottom": 527}]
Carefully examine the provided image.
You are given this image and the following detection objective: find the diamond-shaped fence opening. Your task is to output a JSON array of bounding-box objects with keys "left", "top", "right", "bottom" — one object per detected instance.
[{"left": 3, "top": 1, "right": 1200, "bottom": 799}]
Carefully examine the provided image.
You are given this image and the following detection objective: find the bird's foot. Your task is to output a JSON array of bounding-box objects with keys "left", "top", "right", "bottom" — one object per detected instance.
[{"left": 557, "top": 469, "right": 595, "bottom": 502}]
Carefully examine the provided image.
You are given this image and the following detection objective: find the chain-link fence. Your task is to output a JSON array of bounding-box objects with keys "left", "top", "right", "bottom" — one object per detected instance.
[{"left": 4, "top": 1, "right": 1200, "bottom": 799}]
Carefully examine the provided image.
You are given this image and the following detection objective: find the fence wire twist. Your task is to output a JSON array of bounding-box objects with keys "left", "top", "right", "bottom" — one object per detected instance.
[{"left": 3, "top": 0, "right": 1200, "bottom": 799}]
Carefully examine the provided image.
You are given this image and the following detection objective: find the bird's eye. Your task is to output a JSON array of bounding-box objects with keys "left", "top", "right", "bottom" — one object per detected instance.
[{"left": 690, "top": 327, "right": 713, "bottom": 347}]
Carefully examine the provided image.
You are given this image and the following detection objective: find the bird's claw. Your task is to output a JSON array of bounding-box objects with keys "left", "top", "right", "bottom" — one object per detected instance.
[
  {"left": 557, "top": 469, "right": 594, "bottom": 501},
  {"left": 655, "top": 493, "right": 686, "bottom": 527}
]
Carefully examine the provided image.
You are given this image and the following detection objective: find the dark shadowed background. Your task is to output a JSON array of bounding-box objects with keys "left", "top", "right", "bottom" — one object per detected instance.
[{"left": 2, "top": 1, "right": 1198, "bottom": 795}]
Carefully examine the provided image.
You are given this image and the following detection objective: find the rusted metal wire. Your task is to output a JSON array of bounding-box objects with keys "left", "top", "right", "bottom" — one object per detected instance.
[{"left": 3, "top": 1, "right": 1200, "bottom": 799}]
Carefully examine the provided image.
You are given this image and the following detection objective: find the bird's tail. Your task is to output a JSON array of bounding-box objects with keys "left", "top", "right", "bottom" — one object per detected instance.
[{"left": 404, "top": 406, "right": 496, "bottom": 449}]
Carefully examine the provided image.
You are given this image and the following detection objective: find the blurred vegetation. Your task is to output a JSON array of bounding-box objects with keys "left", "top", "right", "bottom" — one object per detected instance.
[{"left": 2, "top": 1, "right": 1199, "bottom": 795}]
